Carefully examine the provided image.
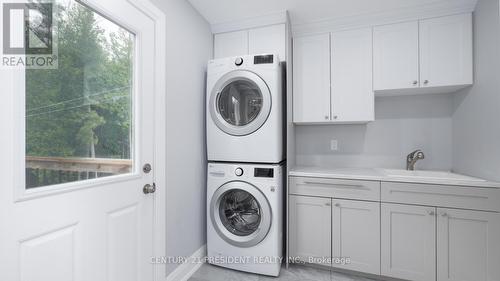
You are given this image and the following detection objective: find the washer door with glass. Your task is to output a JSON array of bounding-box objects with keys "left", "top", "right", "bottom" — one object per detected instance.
[
  {"left": 209, "top": 70, "right": 272, "bottom": 136},
  {"left": 210, "top": 181, "right": 272, "bottom": 247}
]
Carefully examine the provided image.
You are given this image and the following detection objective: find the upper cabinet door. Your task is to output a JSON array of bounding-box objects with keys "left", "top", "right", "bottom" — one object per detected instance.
[
  {"left": 331, "top": 28, "right": 374, "bottom": 123},
  {"left": 293, "top": 34, "right": 331, "bottom": 123},
  {"left": 214, "top": 30, "right": 248, "bottom": 59},
  {"left": 248, "top": 24, "right": 286, "bottom": 61},
  {"left": 373, "top": 21, "right": 419, "bottom": 90},
  {"left": 437, "top": 209, "right": 500, "bottom": 281},
  {"left": 419, "top": 14, "right": 473, "bottom": 88}
]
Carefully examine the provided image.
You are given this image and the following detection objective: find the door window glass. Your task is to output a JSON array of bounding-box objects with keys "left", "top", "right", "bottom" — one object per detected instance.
[
  {"left": 217, "top": 80, "right": 263, "bottom": 126},
  {"left": 25, "top": 0, "right": 135, "bottom": 189},
  {"left": 219, "top": 189, "right": 261, "bottom": 236}
]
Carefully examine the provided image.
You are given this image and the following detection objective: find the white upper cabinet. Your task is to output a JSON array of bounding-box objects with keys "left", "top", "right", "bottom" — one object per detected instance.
[
  {"left": 419, "top": 14, "right": 473, "bottom": 88},
  {"left": 214, "top": 30, "right": 248, "bottom": 59},
  {"left": 373, "top": 21, "right": 420, "bottom": 91},
  {"left": 213, "top": 24, "right": 286, "bottom": 60},
  {"left": 437, "top": 209, "right": 500, "bottom": 281},
  {"left": 331, "top": 28, "right": 374, "bottom": 123},
  {"left": 293, "top": 33, "right": 331, "bottom": 123},
  {"left": 373, "top": 13, "right": 473, "bottom": 94},
  {"left": 249, "top": 24, "right": 286, "bottom": 61},
  {"left": 293, "top": 28, "right": 374, "bottom": 124}
]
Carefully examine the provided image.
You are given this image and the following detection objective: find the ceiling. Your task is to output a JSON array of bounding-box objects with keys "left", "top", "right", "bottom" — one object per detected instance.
[{"left": 187, "top": 0, "right": 469, "bottom": 27}]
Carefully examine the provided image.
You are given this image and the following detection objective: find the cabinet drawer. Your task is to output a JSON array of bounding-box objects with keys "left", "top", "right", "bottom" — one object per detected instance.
[
  {"left": 289, "top": 176, "right": 380, "bottom": 201},
  {"left": 381, "top": 182, "right": 500, "bottom": 212}
]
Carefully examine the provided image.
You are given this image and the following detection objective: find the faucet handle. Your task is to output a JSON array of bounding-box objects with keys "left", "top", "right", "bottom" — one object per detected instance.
[
  {"left": 408, "top": 149, "right": 424, "bottom": 158},
  {"left": 416, "top": 151, "right": 425, "bottom": 159}
]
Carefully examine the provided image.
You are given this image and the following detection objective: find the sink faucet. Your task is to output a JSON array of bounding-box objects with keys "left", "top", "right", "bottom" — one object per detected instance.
[{"left": 407, "top": 150, "right": 425, "bottom": 171}]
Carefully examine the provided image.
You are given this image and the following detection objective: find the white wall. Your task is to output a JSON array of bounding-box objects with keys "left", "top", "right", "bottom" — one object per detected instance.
[
  {"left": 296, "top": 94, "right": 454, "bottom": 170},
  {"left": 150, "top": 0, "right": 212, "bottom": 276},
  {"left": 452, "top": 0, "right": 500, "bottom": 181}
]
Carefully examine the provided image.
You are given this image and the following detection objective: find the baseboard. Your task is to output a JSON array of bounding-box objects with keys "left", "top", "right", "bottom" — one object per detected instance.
[{"left": 166, "top": 245, "right": 206, "bottom": 281}]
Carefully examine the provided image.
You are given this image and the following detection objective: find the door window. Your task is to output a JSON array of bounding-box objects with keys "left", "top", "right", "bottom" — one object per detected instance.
[
  {"left": 219, "top": 189, "right": 261, "bottom": 236},
  {"left": 217, "top": 80, "right": 263, "bottom": 127},
  {"left": 25, "top": 0, "right": 135, "bottom": 189}
]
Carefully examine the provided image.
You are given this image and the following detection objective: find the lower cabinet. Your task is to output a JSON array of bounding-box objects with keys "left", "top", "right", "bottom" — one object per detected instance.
[
  {"left": 332, "top": 199, "right": 380, "bottom": 275},
  {"left": 381, "top": 203, "right": 436, "bottom": 281},
  {"left": 437, "top": 208, "right": 500, "bottom": 281},
  {"left": 289, "top": 177, "right": 500, "bottom": 281},
  {"left": 381, "top": 204, "right": 500, "bottom": 281},
  {"left": 289, "top": 195, "right": 332, "bottom": 266},
  {"left": 289, "top": 195, "right": 380, "bottom": 272}
]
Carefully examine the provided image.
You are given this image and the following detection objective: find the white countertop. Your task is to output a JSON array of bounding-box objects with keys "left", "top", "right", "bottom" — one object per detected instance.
[{"left": 289, "top": 166, "right": 500, "bottom": 188}]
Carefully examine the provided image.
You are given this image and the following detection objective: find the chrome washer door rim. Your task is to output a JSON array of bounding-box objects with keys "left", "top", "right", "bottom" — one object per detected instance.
[
  {"left": 210, "top": 181, "right": 272, "bottom": 248},
  {"left": 209, "top": 70, "right": 272, "bottom": 136}
]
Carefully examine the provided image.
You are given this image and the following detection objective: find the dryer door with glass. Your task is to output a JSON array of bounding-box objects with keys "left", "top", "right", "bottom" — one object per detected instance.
[
  {"left": 209, "top": 70, "right": 272, "bottom": 136},
  {"left": 210, "top": 181, "right": 272, "bottom": 247}
]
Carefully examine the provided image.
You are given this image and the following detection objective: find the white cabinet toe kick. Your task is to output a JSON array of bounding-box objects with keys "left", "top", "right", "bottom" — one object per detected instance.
[{"left": 288, "top": 175, "right": 500, "bottom": 281}]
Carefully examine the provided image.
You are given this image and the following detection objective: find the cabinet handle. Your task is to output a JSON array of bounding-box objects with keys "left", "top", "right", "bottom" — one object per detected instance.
[
  {"left": 334, "top": 203, "right": 341, "bottom": 207},
  {"left": 424, "top": 80, "right": 429, "bottom": 85},
  {"left": 333, "top": 115, "right": 338, "bottom": 120},
  {"left": 325, "top": 116, "right": 329, "bottom": 120},
  {"left": 325, "top": 203, "right": 331, "bottom": 206},
  {"left": 441, "top": 212, "right": 448, "bottom": 217},
  {"left": 428, "top": 210, "right": 435, "bottom": 216},
  {"left": 412, "top": 80, "right": 418, "bottom": 85},
  {"left": 302, "top": 181, "right": 369, "bottom": 190}
]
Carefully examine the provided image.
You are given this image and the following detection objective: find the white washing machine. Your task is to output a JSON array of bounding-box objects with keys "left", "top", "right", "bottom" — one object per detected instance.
[
  {"left": 206, "top": 54, "right": 284, "bottom": 163},
  {"left": 206, "top": 162, "right": 283, "bottom": 276}
]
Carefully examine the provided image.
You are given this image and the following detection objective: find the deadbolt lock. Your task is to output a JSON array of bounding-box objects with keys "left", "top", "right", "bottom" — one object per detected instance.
[{"left": 143, "top": 163, "right": 152, "bottom": 173}]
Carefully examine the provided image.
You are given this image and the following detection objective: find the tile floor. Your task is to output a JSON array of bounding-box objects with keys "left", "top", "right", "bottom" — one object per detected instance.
[{"left": 189, "top": 263, "right": 378, "bottom": 281}]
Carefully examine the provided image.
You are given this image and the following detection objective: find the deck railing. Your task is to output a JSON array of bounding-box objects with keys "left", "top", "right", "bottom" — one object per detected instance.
[
  {"left": 26, "top": 156, "right": 132, "bottom": 173},
  {"left": 25, "top": 156, "right": 132, "bottom": 188}
]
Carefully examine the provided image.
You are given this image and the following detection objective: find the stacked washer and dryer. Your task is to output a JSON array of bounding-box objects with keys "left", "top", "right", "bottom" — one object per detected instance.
[{"left": 206, "top": 54, "right": 285, "bottom": 276}]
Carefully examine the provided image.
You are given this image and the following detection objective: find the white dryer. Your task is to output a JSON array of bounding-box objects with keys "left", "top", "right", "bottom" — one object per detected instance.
[
  {"left": 206, "top": 162, "right": 283, "bottom": 276},
  {"left": 206, "top": 54, "right": 284, "bottom": 163}
]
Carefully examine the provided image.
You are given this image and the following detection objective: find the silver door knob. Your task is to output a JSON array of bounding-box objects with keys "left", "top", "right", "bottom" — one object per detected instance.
[{"left": 143, "top": 183, "right": 156, "bottom": 194}]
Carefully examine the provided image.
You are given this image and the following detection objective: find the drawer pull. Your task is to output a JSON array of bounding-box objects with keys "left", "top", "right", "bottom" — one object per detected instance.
[
  {"left": 389, "top": 190, "right": 489, "bottom": 200},
  {"left": 302, "top": 181, "right": 370, "bottom": 190}
]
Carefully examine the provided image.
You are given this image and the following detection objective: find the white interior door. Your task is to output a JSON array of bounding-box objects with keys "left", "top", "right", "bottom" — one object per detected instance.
[{"left": 0, "top": 1, "right": 158, "bottom": 280}]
